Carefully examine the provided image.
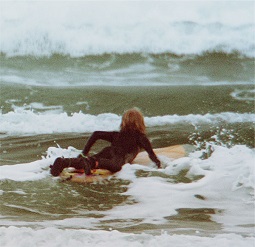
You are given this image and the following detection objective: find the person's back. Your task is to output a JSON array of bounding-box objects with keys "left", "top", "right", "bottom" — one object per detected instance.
[{"left": 112, "top": 130, "right": 140, "bottom": 155}]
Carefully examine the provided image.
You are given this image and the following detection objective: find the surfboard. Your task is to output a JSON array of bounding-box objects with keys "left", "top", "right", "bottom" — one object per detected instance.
[{"left": 60, "top": 144, "right": 192, "bottom": 183}]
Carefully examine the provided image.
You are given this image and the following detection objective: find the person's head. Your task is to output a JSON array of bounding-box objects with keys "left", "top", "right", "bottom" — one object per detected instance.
[{"left": 120, "top": 108, "right": 146, "bottom": 134}]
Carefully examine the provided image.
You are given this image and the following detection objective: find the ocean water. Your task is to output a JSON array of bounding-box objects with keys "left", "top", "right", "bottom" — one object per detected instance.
[{"left": 0, "top": 1, "right": 254, "bottom": 246}]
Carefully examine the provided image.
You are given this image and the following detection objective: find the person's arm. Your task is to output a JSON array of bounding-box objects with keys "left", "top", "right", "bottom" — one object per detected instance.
[
  {"left": 138, "top": 134, "right": 161, "bottom": 168},
  {"left": 82, "top": 131, "right": 116, "bottom": 155}
]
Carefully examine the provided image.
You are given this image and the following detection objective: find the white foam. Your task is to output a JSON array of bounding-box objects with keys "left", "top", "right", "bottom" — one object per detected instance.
[
  {"left": 1, "top": 1, "right": 254, "bottom": 57},
  {"left": 0, "top": 110, "right": 254, "bottom": 136},
  {"left": 0, "top": 159, "right": 50, "bottom": 182},
  {"left": 6, "top": 101, "right": 64, "bottom": 114},
  {"left": 145, "top": 112, "right": 255, "bottom": 126},
  {"left": 0, "top": 226, "right": 254, "bottom": 247},
  {"left": 0, "top": 144, "right": 254, "bottom": 235},
  {"left": 108, "top": 145, "right": 255, "bottom": 232},
  {"left": 0, "top": 146, "right": 80, "bottom": 181},
  {"left": 231, "top": 89, "right": 255, "bottom": 102}
]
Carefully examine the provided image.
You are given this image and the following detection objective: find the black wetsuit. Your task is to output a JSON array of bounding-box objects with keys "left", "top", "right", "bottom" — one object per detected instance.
[{"left": 82, "top": 130, "right": 160, "bottom": 173}]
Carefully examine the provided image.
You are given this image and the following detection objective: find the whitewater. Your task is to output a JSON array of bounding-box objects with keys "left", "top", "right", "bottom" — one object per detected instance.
[
  {"left": 0, "top": 1, "right": 254, "bottom": 57},
  {"left": 0, "top": 144, "right": 254, "bottom": 246},
  {"left": 0, "top": 110, "right": 254, "bottom": 136}
]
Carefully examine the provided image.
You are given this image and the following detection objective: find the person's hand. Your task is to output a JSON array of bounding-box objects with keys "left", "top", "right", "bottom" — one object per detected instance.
[{"left": 156, "top": 161, "right": 162, "bottom": 169}]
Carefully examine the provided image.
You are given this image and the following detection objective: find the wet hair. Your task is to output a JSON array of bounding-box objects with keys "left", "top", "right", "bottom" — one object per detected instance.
[{"left": 120, "top": 108, "right": 146, "bottom": 134}]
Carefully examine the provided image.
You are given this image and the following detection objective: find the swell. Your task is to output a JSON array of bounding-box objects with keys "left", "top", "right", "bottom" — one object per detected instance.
[{"left": 1, "top": 52, "right": 254, "bottom": 85}]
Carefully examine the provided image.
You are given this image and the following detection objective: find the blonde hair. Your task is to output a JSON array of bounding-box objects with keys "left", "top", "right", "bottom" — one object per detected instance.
[{"left": 120, "top": 108, "right": 146, "bottom": 134}]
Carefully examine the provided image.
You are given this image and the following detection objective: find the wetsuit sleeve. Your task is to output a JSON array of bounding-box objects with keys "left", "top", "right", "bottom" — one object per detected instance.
[
  {"left": 82, "top": 131, "right": 116, "bottom": 155},
  {"left": 138, "top": 134, "right": 161, "bottom": 168}
]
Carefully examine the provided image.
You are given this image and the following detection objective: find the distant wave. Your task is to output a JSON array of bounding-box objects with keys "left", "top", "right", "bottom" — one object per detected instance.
[{"left": 1, "top": 1, "right": 254, "bottom": 57}]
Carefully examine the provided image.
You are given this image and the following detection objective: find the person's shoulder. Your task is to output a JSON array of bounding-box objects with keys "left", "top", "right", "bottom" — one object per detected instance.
[
  {"left": 112, "top": 131, "right": 120, "bottom": 136},
  {"left": 94, "top": 130, "right": 118, "bottom": 134},
  {"left": 92, "top": 131, "right": 119, "bottom": 137},
  {"left": 131, "top": 131, "right": 148, "bottom": 140},
  {"left": 112, "top": 131, "right": 119, "bottom": 134}
]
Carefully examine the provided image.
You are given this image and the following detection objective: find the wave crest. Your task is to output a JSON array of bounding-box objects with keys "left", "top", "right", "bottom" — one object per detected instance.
[{"left": 1, "top": 2, "right": 254, "bottom": 58}]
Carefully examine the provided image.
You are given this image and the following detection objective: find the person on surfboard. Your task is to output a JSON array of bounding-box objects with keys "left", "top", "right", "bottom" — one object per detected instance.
[{"left": 50, "top": 108, "right": 161, "bottom": 176}]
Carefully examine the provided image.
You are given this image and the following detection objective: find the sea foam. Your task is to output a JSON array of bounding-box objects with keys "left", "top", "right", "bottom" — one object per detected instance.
[
  {"left": 0, "top": 144, "right": 254, "bottom": 235},
  {"left": 0, "top": 226, "right": 254, "bottom": 247},
  {"left": 107, "top": 145, "right": 255, "bottom": 230}
]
